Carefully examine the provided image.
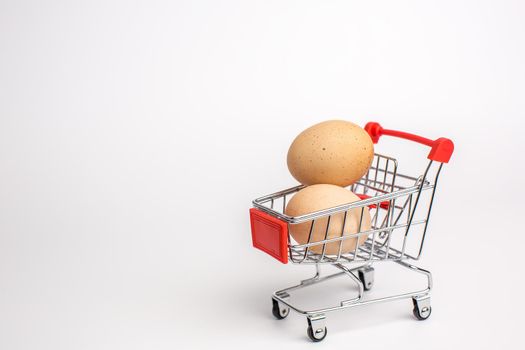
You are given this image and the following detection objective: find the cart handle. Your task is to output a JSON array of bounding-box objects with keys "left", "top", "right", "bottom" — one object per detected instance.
[{"left": 364, "top": 122, "right": 454, "bottom": 163}]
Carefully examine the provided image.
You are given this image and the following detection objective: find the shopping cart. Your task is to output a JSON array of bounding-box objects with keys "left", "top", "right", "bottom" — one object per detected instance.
[{"left": 249, "top": 122, "right": 454, "bottom": 341}]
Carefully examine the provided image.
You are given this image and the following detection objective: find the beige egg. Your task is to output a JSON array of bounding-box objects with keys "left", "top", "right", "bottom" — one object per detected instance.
[
  {"left": 285, "top": 184, "right": 371, "bottom": 255},
  {"left": 287, "top": 120, "right": 374, "bottom": 187}
]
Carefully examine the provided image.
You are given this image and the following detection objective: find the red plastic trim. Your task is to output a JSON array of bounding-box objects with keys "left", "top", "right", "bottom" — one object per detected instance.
[
  {"left": 249, "top": 208, "right": 289, "bottom": 264},
  {"left": 356, "top": 194, "right": 390, "bottom": 210},
  {"left": 364, "top": 122, "right": 454, "bottom": 163}
]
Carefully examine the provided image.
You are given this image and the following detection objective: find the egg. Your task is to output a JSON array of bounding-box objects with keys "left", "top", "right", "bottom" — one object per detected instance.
[
  {"left": 285, "top": 184, "right": 371, "bottom": 255},
  {"left": 287, "top": 120, "right": 374, "bottom": 187}
]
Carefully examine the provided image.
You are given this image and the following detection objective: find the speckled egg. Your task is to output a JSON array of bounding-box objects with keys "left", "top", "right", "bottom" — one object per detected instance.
[
  {"left": 285, "top": 184, "right": 371, "bottom": 255},
  {"left": 287, "top": 120, "right": 374, "bottom": 187}
]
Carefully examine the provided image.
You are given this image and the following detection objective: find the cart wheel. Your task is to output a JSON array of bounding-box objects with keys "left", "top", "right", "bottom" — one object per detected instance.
[
  {"left": 358, "top": 266, "right": 374, "bottom": 291},
  {"left": 412, "top": 297, "right": 432, "bottom": 320},
  {"left": 307, "top": 315, "right": 327, "bottom": 342},
  {"left": 272, "top": 299, "right": 289, "bottom": 319},
  {"left": 307, "top": 325, "right": 327, "bottom": 342}
]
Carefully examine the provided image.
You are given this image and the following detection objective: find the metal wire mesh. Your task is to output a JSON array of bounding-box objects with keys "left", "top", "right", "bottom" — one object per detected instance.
[{"left": 252, "top": 153, "right": 442, "bottom": 264}]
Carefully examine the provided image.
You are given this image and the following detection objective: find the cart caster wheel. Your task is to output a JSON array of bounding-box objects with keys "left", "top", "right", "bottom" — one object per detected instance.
[
  {"left": 358, "top": 266, "right": 374, "bottom": 291},
  {"left": 307, "top": 325, "right": 327, "bottom": 342},
  {"left": 307, "top": 315, "right": 327, "bottom": 342},
  {"left": 412, "top": 297, "right": 431, "bottom": 320},
  {"left": 272, "top": 299, "right": 289, "bottom": 319}
]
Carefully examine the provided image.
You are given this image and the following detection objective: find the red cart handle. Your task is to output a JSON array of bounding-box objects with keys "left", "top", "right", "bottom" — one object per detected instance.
[{"left": 364, "top": 122, "right": 454, "bottom": 163}]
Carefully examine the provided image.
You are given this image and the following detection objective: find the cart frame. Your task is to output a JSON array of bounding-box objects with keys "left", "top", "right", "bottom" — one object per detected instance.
[{"left": 249, "top": 122, "right": 453, "bottom": 341}]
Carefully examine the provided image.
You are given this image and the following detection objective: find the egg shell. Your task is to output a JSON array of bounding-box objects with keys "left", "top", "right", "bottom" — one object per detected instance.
[
  {"left": 285, "top": 184, "right": 371, "bottom": 255},
  {"left": 287, "top": 120, "right": 374, "bottom": 187}
]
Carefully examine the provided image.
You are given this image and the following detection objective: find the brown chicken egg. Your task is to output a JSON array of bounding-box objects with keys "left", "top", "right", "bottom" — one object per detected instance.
[
  {"left": 287, "top": 120, "right": 374, "bottom": 187},
  {"left": 285, "top": 184, "right": 371, "bottom": 255}
]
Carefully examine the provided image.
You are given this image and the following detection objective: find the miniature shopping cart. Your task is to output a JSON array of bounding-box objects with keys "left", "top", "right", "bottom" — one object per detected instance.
[{"left": 249, "top": 122, "right": 454, "bottom": 341}]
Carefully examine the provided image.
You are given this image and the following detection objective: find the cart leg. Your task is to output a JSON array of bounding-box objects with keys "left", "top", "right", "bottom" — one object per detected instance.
[
  {"left": 306, "top": 314, "right": 327, "bottom": 342},
  {"left": 300, "top": 264, "right": 321, "bottom": 286},
  {"left": 412, "top": 295, "right": 431, "bottom": 320},
  {"left": 358, "top": 266, "right": 375, "bottom": 291},
  {"left": 272, "top": 292, "right": 290, "bottom": 319},
  {"left": 334, "top": 263, "right": 364, "bottom": 305},
  {"left": 395, "top": 261, "right": 433, "bottom": 292}
]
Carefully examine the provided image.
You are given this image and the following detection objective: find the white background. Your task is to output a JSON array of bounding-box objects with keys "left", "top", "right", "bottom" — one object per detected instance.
[{"left": 1, "top": 0, "right": 524, "bottom": 349}]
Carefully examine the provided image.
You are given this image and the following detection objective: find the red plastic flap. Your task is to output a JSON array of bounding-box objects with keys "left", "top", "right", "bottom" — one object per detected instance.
[{"left": 249, "top": 208, "right": 289, "bottom": 264}]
